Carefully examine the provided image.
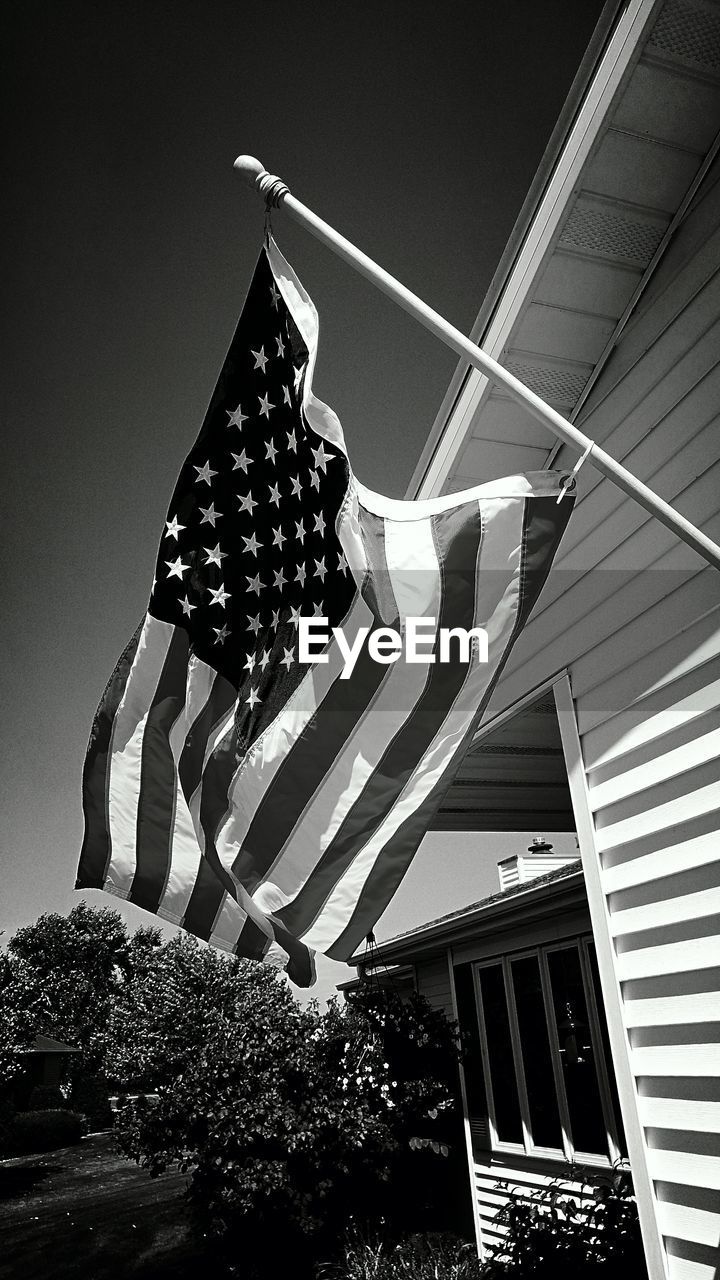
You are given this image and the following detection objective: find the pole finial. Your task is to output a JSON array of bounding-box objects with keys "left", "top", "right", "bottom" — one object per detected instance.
[{"left": 233, "top": 155, "right": 290, "bottom": 208}]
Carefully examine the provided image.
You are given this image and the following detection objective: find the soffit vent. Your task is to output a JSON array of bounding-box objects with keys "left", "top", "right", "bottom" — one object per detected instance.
[
  {"left": 503, "top": 361, "right": 589, "bottom": 405},
  {"left": 648, "top": 0, "right": 720, "bottom": 72},
  {"left": 559, "top": 204, "right": 666, "bottom": 265}
]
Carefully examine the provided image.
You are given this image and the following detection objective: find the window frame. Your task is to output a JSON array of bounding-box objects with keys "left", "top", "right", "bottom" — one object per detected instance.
[{"left": 468, "top": 934, "right": 623, "bottom": 1166}]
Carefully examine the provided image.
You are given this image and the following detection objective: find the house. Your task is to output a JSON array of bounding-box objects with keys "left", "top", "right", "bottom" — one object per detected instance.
[
  {"left": 359, "top": 1, "right": 720, "bottom": 1276},
  {"left": 14, "top": 1034, "right": 80, "bottom": 1107},
  {"left": 346, "top": 840, "right": 628, "bottom": 1259}
]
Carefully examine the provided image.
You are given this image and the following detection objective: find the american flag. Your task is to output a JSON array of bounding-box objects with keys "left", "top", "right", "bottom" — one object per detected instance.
[{"left": 78, "top": 238, "right": 573, "bottom": 986}]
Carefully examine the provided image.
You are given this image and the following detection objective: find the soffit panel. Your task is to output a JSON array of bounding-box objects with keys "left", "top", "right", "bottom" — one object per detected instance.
[{"left": 434, "top": 0, "right": 720, "bottom": 498}]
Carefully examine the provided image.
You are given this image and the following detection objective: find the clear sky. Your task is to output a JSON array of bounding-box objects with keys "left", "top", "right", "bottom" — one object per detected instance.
[{"left": 2, "top": 0, "right": 605, "bottom": 1001}]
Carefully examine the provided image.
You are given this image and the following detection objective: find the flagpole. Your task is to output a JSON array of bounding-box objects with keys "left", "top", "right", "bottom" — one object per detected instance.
[{"left": 234, "top": 155, "right": 720, "bottom": 572}]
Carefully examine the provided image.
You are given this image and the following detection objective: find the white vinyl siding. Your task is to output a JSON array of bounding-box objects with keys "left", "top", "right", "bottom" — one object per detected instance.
[
  {"left": 484, "top": 155, "right": 720, "bottom": 1280},
  {"left": 415, "top": 956, "right": 454, "bottom": 1020}
]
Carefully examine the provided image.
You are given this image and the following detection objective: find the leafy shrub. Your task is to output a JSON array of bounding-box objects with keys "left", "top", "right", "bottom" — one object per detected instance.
[
  {"left": 27, "top": 1084, "right": 66, "bottom": 1111},
  {"left": 319, "top": 1230, "right": 484, "bottom": 1279},
  {"left": 67, "top": 1069, "right": 113, "bottom": 1131},
  {"left": 117, "top": 972, "right": 461, "bottom": 1277},
  {"left": 9, "top": 1109, "right": 87, "bottom": 1154},
  {"left": 482, "top": 1165, "right": 647, "bottom": 1279}
]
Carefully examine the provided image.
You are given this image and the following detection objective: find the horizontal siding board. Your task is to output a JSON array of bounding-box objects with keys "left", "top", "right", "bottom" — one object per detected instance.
[
  {"left": 616, "top": 935, "right": 720, "bottom": 981},
  {"left": 565, "top": 262, "right": 720, "bottom": 459},
  {"left": 600, "top": 829, "right": 719, "bottom": 893},
  {"left": 582, "top": 661, "right": 720, "bottom": 771},
  {"left": 658, "top": 1199, "right": 720, "bottom": 1249},
  {"left": 574, "top": 605, "right": 720, "bottom": 735},
  {"left": 631, "top": 1043, "right": 720, "bottom": 1076},
  {"left": 624, "top": 990, "right": 720, "bottom": 1027},
  {"left": 594, "top": 779, "right": 720, "bottom": 852},
  {"left": 646, "top": 1149, "right": 720, "bottom": 1191},
  {"left": 549, "top": 358, "right": 720, "bottom": 577},
  {"left": 608, "top": 885, "right": 720, "bottom": 936},
  {"left": 493, "top": 572, "right": 716, "bottom": 729},
  {"left": 638, "top": 1097, "right": 720, "bottom": 1133},
  {"left": 589, "top": 727, "right": 720, "bottom": 811},
  {"left": 665, "top": 1255, "right": 719, "bottom": 1280}
]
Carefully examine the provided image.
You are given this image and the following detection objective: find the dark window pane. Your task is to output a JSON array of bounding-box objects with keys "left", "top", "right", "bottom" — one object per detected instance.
[
  {"left": 478, "top": 965, "right": 523, "bottom": 1144},
  {"left": 511, "top": 955, "right": 563, "bottom": 1150},
  {"left": 547, "top": 946, "right": 607, "bottom": 1156},
  {"left": 454, "top": 963, "right": 490, "bottom": 1153},
  {"left": 586, "top": 941, "right": 627, "bottom": 1157}
]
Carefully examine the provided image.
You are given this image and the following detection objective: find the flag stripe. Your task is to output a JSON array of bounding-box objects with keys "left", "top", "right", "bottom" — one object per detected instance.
[
  {"left": 259, "top": 514, "right": 441, "bottom": 897},
  {"left": 321, "top": 495, "right": 527, "bottom": 955},
  {"left": 105, "top": 616, "right": 176, "bottom": 897},
  {"left": 78, "top": 622, "right": 143, "bottom": 888},
  {"left": 130, "top": 627, "right": 191, "bottom": 912},
  {"left": 213, "top": 596, "right": 370, "bottom": 879},
  {"left": 323, "top": 493, "right": 574, "bottom": 958},
  {"left": 227, "top": 512, "right": 395, "bottom": 888},
  {"left": 276, "top": 500, "right": 483, "bottom": 937}
]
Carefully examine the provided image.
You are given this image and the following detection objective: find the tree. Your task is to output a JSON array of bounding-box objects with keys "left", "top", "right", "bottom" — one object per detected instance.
[
  {"left": 0, "top": 903, "right": 161, "bottom": 1086},
  {"left": 116, "top": 975, "right": 462, "bottom": 1277}
]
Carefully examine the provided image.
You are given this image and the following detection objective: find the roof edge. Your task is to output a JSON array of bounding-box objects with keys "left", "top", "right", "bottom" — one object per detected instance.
[
  {"left": 405, "top": 0, "right": 633, "bottom": 499},
  {"left": 350, "top": 861, "right": 585, "bottom": 966}
]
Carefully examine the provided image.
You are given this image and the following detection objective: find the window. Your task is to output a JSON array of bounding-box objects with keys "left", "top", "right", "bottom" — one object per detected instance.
[{"left": 455, "top": 937, "right": 624, "bottom": 1164}]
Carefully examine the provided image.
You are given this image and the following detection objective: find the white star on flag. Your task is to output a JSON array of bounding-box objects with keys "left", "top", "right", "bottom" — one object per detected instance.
[
  {"left": 258, "top": 393, "right": 274, "bottom": 418},
  {"left": 226, "top": 404, "right": 248, "bottom": 430},
  {"left": 199, "top": 503, "right": 222, "bottom": 527},
  {"left": 242, "top": 532, "right": 262, "bottom": 556},
  {"left": 165, "top": 516, "right": 185, "bottom": 540},
  {"left": 246, "top": 687, "right": 261, "bottom": 709},
  {"left": 166, "top": 556, "right": 189, "bottom": 580},
  {"left": 314, "top": 556, "right": 327, "bottom": 583},
  {"left": 252, "top": 347, "right": 269, "bottom": 373},
  {"left": 232, "top": 449, "right": 252, "bottom": 473},
  {"left": 287, "top": 428, "right": 298, "bottom": 453},
  {"left": 313, "top": 512, "right": 326, "bottom": 536},
  {"left": 280, "top": 646, "right": 294, "bottom": 670},
  {"left": 194, "top": 461, "right": 217, "bottom": 486},
  {"left": 213, "top": 623, "right": 231, "bottom": 644},
  {"left": 268, "top": 483, "right": 281, "bottom": 507},
  {"left": 208, "top": 585, "right": 231, "bottom": 608},
  {"left": 273, "top": 567, "right": 287, "bottom": 590},
  {"left": 180, "top": 595, "right": 196, "bottom": 616},
  {"left": 272, "top": 526, "right": 286, "bottom": 549},
  {"left": 265, "top": 439, "right": 278, "bottom": 464},
  {"left": 246, "top": 573, "right": 264, "bottom": 596},
  {"left": 312, "top": 441, "right": 333, "bottom": 472},
  {"left": 238, "top": 492, "right": 257, "bottom": 515},
  {"left": 283, "top": 386, "right": 292, "bottom": 407},
  {"left": 203, "top": 544, "right": 227, "bottom": 567},
  {"left": 246, "top": 613, "right": 261, "bottom": 635}
]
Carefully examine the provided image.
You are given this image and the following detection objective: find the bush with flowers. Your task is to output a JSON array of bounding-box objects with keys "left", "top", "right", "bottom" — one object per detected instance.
[{"left": 115, "top": 964, "right": 463, "bottom": 1277}]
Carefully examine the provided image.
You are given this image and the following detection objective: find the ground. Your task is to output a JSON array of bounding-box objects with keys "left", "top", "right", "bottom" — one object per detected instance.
[{"left": 0, "top": 1133, "right": 205, "bottom": 1279}]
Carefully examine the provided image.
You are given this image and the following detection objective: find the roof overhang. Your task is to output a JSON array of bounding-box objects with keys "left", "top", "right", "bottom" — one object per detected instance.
[{"left": 408, "top": 0, "right": 720, "bottom": 498}]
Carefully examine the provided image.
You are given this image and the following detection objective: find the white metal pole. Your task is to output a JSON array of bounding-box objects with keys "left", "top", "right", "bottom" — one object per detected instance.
[{"left": 234, "top": 155, "right": 720, "bottom": 572}]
